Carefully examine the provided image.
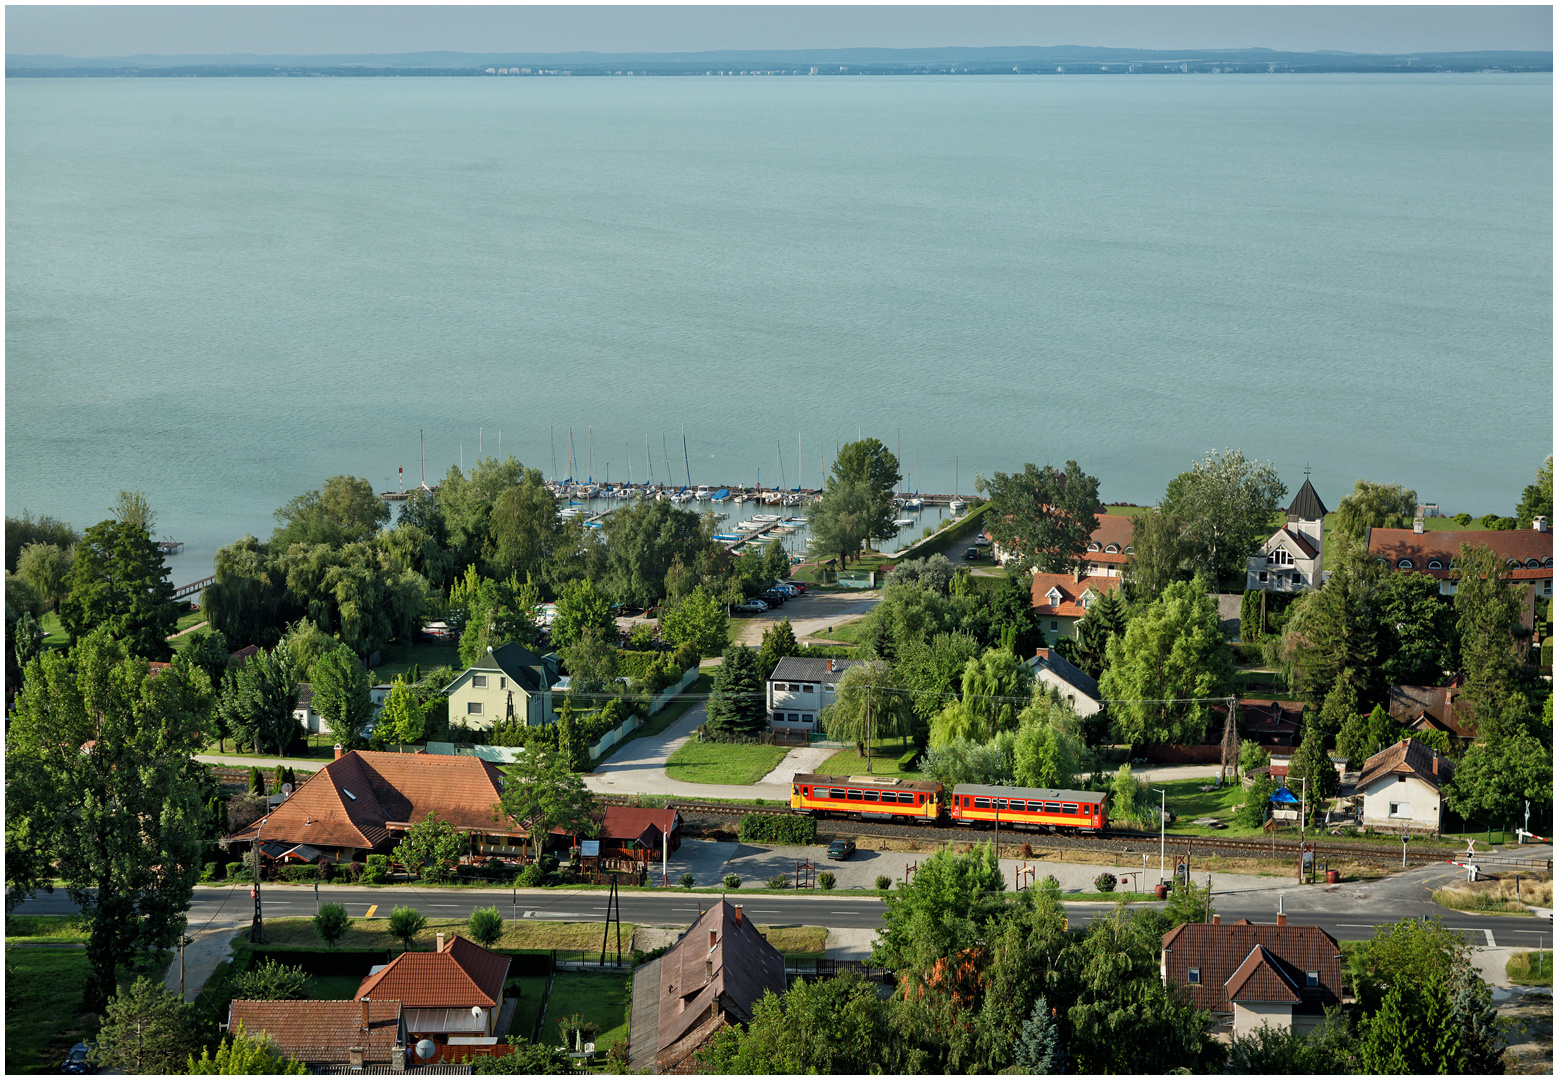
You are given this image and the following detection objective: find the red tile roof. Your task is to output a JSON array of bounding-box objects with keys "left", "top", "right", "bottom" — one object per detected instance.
[
  {"left": 1358, "top": 738, "right": 1454, "bottom": 792},
  {"left": 657, "top": 902, "right": 786, "bottom": 1068},
  {"left": 1237, "top": 700, "right": 1304, "bottom": 737},
  {"left": 1030, "top": 573, "right": 1123, "bottom": 618},
  {"left": 225, "top": 750, "right": 517, "bottom": 851},
  {"left": 1367, "top": 528, "right": 1553, "bottom": 581},
  {"left": 229, "top": 999, "right": 403, "bottom": 1065},
  {"left": 1085, "top": 514, "right": 1135, "bottom": 564},
  {"left": 355, "top": 935, "right": 510, "bottom": 1009},
  {"left": 554, "top": 806, "right": 679, "bottom": 844},
  {"left": 1389, "top": 685, "right": 1476, "bottom": 739},
  {"left": 1161, "top": 922, "right": 1342, "bottom": 1015}
]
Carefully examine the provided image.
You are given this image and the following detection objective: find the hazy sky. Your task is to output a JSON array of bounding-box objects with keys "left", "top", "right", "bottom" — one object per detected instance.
[{"left": 5, "top": 5, "right": 1552, "bottom": 58}]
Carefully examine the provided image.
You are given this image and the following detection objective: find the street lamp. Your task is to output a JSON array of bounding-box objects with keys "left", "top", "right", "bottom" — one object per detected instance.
[
  {"left": 249, "top": 816, "right": 268, "bottom": 944},
  {"left": 1153, "top": 789, "right": 1167, "bottom": 884}
]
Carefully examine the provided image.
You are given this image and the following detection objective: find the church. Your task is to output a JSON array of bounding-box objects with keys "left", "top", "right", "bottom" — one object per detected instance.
[{"left": 1245, "top": 478, "right": 1327, "bottom": 593}]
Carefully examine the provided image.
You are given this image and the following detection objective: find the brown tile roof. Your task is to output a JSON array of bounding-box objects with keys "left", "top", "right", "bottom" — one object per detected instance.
[
  {"left": 657, "top": 902, "right": 786, "bottom": 1066},
  {"left": 1030, "top": 573, "right": 1124, "bottom": 618},
  {"left": 1367, "top": 527, "right": 1553, "bottom": 581},
  {"left": 1358, "top": 738, "right": 1454, "bottom": 792},
  {"left": 557, "top": 806, "right": 679, "bottom": 845},
  {"left": 1161, "top": 922, "right": 1342, "bottom": 1015},
  {"left": 229, "top": 999, "right": 403, "bottom": 1065},
  {"left": 1237, "top": 700, "right": 1304, "bottom": 737},
  {"left": 1085, "top": 513, "right": 1135, "bottom": 564},
  {"left": 1389, "top": 685, "right": 1476, "bottom": 739},
  {"left": 355, "top": 935, "right": 509, "bottom": 1009},
  {"left": 228, "top": 644, "right": 261, "bottom": 668},
  {"left": 225, "top": 750, "right": 517, "bottom": 851}
]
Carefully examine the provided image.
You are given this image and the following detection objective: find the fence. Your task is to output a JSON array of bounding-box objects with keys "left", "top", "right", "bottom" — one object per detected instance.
[
  {"left": 587, "top": 666, "right": 700, "bottom": 760},
  {"left": 783, "top": 958, "right": 893, "bottom": 983}
]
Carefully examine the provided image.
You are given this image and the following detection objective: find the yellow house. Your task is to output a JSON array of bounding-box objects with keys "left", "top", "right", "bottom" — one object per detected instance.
[{"left": 443, "top": 642, "right": 560, "bottom": 730}]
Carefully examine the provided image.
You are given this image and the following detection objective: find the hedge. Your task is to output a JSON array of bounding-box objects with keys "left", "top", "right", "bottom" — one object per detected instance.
[
  {"left": 1543, "top": 641, "right": 1553, "bottom": 668},
  {"left": 617, "top": 650, "right": 664, "bottom": 680},
  {"left": 737, "top": 814, "right": 816, "bottom": 845},
  {"left": 248, "top": 948, "right": 390, "bottom": 977},
  {"left": 897, "top": 747, "right": 923, "bottom": 773}
]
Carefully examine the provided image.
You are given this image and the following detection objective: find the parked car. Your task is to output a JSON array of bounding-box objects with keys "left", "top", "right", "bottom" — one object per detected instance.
[
  {"left": 771, "top": 584, "right": 800, "bottom": 597},
  {"left": 734, "top": 599, "right": 769, "bottom": 613},
  {"left": 782, "top": 580, "right": 809, "bottom": 593},
  {"left": 826, "top": 838, "right": 856, "bottom": 860},
  {"left": 61, "top": 1043, "right": 97, "bottom": 1074},
  {"left": 759, "top": 591, "right": 787, "bottom": 606},
  {"left": 964, "top": 546, "right": 981, "bottom": 560}
]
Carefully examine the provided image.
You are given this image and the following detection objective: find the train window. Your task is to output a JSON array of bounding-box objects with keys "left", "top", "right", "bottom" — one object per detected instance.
[
  {"left": 974, "top": 797, "right": 991, "bottom": 809},
  {"left": 1044, "top": 802, "right": 1062, "bottom": 813},
  {"left": 802, "top": 787, "right": 811, "bottom": 797},
  {"left": 846, "top": 790, "right": 862, "bottom": 801},
  {"left": 994, "top": 798, "right": 1008, "bottom": 810},
  {"left": 830, "top": 789, "right": 847, "bottom": 800},
  {"left": 1063, "top": 804, "right": 1079, "bottom": 815},
  {"left": 863, "top": 791, "right": 879, "bottom": 802},
  {"left": 896, "top": 792, "right": 912, "bottom": 804},
  {"left": 1025, "top": 801, "right": 1042, "bottom": 812}
]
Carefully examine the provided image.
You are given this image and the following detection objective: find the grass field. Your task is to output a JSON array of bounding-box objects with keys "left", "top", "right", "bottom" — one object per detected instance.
[
  {"left": 594, "top": 675, "right": 712, "bottom": 766},
  {"left": 248, "top": 918, "right": 636, "bottom": 953},
  {"left": 38, "top": 608, "right": 70, "bottom": 652},
  {"left": 371, "top": 641, "right": 462, "bottom": 680},
  {"left": 541, "top": 971, "right": 632, "bottom": 1053},
  {"left": 756, "top": 925, "right": 827, "bottom": 955},
  {"left": 203, "top": 732, "right": 338, "bottom": 761},
  {"left": 507, "top": 974, "right": 550, "bottom": 1040},
  {"left": 304, "top": 973, "right": 367, "bottom": 1000},
  {"left": 5, "top": 916, "right": 88, "bottom": 943},
  {"left": 819, "top": 737, "right": 922, "bottom": 780},
  {"left": 1506, "top": 950, "right": 1554, "bottom": 987},
  {"left": 665, "top": 741, "right": 790, "bottom": 786}
]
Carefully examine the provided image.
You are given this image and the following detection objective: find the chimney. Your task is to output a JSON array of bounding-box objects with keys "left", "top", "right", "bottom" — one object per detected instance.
[
  {"left": 1277, "top": 913, "right": 1288, "bottom": 927},
  {"left": 1212, "top": 914, "right": 1221, "bottom": 925},
  {"left": 436, "top": 932, "right": 446, "bottom": 951},
  {"left": 1536, "top": 515, "right": 1548, "bottom": 534},
  {"left": 734, "top": 905, "right": 743, "bottom": 926},
  {"left": 1433, "top": 754, "right": 1439, "bottom": 776},
  {"left": 361, "top": 998, "right": 370, "bottom": 1035},
  {"left": 334, "top": 743, "right": 345, "bottom": 760},
  {"left": 1413, "top": 518, "right": 1424, "bottom": 534},
  {"left": 1073, "top": 566, "right": 1083, "bottom": 584}
]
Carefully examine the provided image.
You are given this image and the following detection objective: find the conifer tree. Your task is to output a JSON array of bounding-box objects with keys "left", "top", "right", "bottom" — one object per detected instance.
[
  {"left": 703, "top": 646, "right": 765, "bottom": 740},
  {"left": 1013, "top": 996, "right": 1064, "bottom": 1072}
]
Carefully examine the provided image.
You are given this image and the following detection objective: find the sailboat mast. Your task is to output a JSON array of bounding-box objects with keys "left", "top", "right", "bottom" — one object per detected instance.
[
  {"left": 569, "top": 428, "right": 576, "bottom": 480},
  {"left": 662, "top": 433, "right": 671, "bottom": 485},
  {"left": 550, "top": 426, "right": 556, "bottom": 482},
  {"left": 420, "top": 429, "right": 425, "bottom": 488},
  {"left": 798, "top": 431, "right": 802, "bottom": 491},
  {"left": 681, "top": 424, "right": 691, "bottom": 489},
  {"left": 646, "top": 433, "right": 654, "bottom": 482},
  {"left": 627, "top": 442, "right": 633, "bottom": 487},
  {"left": 588, "top": 427, "right": 594, "bottom": 481},
  {"left": 777, "top": 439, "right": 785, "bottom": 490}
]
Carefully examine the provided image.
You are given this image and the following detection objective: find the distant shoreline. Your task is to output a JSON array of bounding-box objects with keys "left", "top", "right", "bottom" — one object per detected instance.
[{"left": 8, "top": 65, "right": 1553, "bottom": 79}]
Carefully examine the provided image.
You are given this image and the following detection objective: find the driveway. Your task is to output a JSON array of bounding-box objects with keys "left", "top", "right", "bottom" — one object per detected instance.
[
  {"left": 584, "top": 700, "right": 791, "bottom": 801},
  {"left": 732, "top": 590, "right": 880, "bottom": 646}
]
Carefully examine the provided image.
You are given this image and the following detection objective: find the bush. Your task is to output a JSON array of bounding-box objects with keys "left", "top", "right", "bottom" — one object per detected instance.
[
  {"left": 1020, "top": 842, "right": 1033, "bottom": 860},
  {"left": 314, "top": 902, "right": 352, "bottom": 949},
  {"left": 897, "top": 747, "right": 922, "bottom": 773},
  {"left": 679, "top": 873, "right": 695, "bottom": 890},
  {"left": 818, "top": 871, "right": 836, "bottom": 890},
  {"left": 467, "top": 907, "right": 504, "bottom": 948},
  {"left": 280, "top": 864, "right": 319, "bottom": 882},
  {"left": 617, "top": 650, "right": 662, "bottom": 681},
  {"left": 200, "top": 862, "right": 219, "bottom": 883},
  {"left": 766, "top": 874, "right": 792, "bottom": 889},
  {"left": 737, "top": 814, "right": 816, "bottom": 845},
  {"left": 361, "top": 854, "right": 389, "bottom": 885},
  {"left": 875, "top": 874, "right": 893, "bottom": 891},
  {"left": 722, "top": 873, "right": 741, "bottom": 889},
  {"left": 342, "top": 861, "right": 365, "bottom": 883},
  {"left": 517, "top": 862, "right": 545, "bottom": 888},
  {"left": 1040, "top": 875, "right": 1060, "bottom": 894},
  {"left": 1094, "top": 873, "right": 1118, "bottom": 893}
]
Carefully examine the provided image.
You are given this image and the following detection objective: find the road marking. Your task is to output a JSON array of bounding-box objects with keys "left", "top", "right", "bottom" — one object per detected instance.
[
  {"left": 365, "top": 905, "right": 378, "bottom": 918},
  {"left": 1484, "top": 929, "right": 1496, "bottom": 947}
]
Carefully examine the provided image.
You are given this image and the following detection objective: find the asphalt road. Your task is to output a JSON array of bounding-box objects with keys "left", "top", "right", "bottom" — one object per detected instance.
[{"left": 15, "top": 859, "right": 1552, "bottom": 946}]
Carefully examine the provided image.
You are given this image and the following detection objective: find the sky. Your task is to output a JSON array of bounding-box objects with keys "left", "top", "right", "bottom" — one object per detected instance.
[{"left": 4, "top": 4, "right": 1552, "bottom": 58}]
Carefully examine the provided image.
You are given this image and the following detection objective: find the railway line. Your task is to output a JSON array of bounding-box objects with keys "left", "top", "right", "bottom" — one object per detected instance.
[{"left": 641, "top": 797, "right": 1552, "bottom": 870}]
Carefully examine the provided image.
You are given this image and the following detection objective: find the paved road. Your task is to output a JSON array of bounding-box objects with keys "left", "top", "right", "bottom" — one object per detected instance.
[
  {"left": 15, "top": 858, "right": 1551, "bottom": 946},
  {"left": 583, "top": 700, "right": 792, "bottom": 801},
  {"left": 732, "top": 590, "right": 880, "bottom": 646}
]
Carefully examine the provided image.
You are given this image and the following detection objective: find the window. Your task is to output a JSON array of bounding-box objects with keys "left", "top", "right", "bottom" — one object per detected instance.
[
  {"left": 499, "top": 677, "right": 506, "bottom": 689},
  {"left": 864, "top": 790, "right": 879, "bottom": 802},
  {"left": 789, "top": 683, "right": 802, "bottom": 692},
  {"left": 1088, "top": 541, "right": 1101, "bottom": 551},
  {"left": 1293, "top": 574, "right": 1304, "bottom": 585},
  {"left": 467, "top": 702, "right": 483, "bottom": 715},
  {"left": 1187, "top": 968, "right": 1201, "bottom": 985},
  {"left": 994, "top": 798, "right": 1008, "bottom": 810},
  {"left": 802, "top": 684, "right": 815, "bottom": 693},
  {"left": 1270, "top": 549, "right": 1294, "bottom": 566},
  {"left": 472, "top": 675, "right": 488, "bottom": 688},
  {"left": 1398, "top": 775, "right": 1406, "bottom": 783},
  {"left": 1526, "top": 558, "right": 1541, "bottom": 569},
  {"left": 788, "top": 713, "right": 800, "bottom": 723},
  {"left": 1306, "top": 971, "right": 1319, "bottom": 987},
  {"left": 1398, "top": 559, "right": 1414, "bottom": 570},
  {"left": 1050, "top": 621, "right": 1059, "bottom": 631},
  {"left": 1427, "top": 559, "right": 1444, "bottom": 570},
  {"left": 1389, "top": 801, "right": 1412, "bottom": 817},
  {"left": 1105, "top": 543, "right": 1120, "bottom": 554},
  {"left": 846, "top": 789, "right": 862, "bottom": 801},
  {"left": 830, "top": 789, "right": 847, "bottom": 800},
  {"left": 802, "top": 714, "right": 815, "bottom": 724},
  {"left": 974, "top": 797, "right": 991, "bottom": 809},
  {"left": 1082, "top": 593, "right": 1094, "bottom": 610},
  {"left": 1258, "top": 571, "right": 1268, "bottom": 583},
  {"left": 1063, "top": 803, "right": 1079, "bottom": 815},
  {"left": 824, "top": 683, "right": 837, "bottom": 692},
  {"left": 1044, "top": 802, "right": 1062, "bottom": 814}
]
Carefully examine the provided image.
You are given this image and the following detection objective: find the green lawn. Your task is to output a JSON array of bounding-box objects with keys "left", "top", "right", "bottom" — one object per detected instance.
[
  {"left": 1507, "top": 951, "right": 1553, "bottom": 987},
  {"left": 38, "top": 608, "right": 70, "bottom": 652},
  {"left": 251, "top": 918, "right": 634, "bottom": 953},
  {"left": 665, "top": 741, "right": 790, "bottom": 786},
  {"left": 819, "top": 737, "right": 922, "bottom": 780},
  {"left": 3, "top": 943, "right": 172, "bottom": 1074},
  {"left": 371, "top": 641, "right": 462, "bottom": 681},
  {"left": 507, "top": 974, "right": 550, "bottom": 1041},
  {"left": 5, "top": 916, "right": 88, "bottom": 943},
  {"left": 594, "top": 675, "right": 712, "bottom": 766},
  {"left": 541, "top": 971, "right": 632, "bottom": 1053},
  {"left": 305, "top": 973, "right": 366, "bottom": 1000},
  {"left": 204, "top": 733, "right": 338, "bottom": 761}
]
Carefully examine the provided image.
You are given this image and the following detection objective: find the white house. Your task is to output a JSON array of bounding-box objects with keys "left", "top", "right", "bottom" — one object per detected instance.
[
  {"left": 1025, "top": 648, "right": 1102, "bottom": 718},
  {"left": 1357, "top": 738, "right": 1455, "bottom": 834},
  {"left": 1246, "top": 479, "right": 1326, "bottom": 594},
  {"left": 443, "top": 642, "right": 561, "bottom": 730},
  {"left": 293, "top": 682, "right": 327, "bottom": 735},
  {"left": 766, "top": 656, "right": 864, "bottom": 733}
]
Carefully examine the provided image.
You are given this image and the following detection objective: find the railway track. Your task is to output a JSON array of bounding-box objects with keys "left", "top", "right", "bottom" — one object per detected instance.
[{"left": 643, "top": 798, "right": 1551, "bottom": 869}]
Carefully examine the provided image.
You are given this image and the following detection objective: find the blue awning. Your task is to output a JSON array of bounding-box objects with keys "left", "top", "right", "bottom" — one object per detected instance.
[{"left": 1271, "top": 787, "right": 1300, "bottom": 804}]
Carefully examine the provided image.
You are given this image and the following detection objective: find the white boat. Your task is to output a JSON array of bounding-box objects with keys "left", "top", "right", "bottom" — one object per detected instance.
[
  {"left": 893, "top": 518, "right": 914, "bottom": 527},
  {"left": 695, "top": 486, "right": 711, "bottom": 500},
  {"left": 751, "top": 514, "right": 780, "bottom": 523},
  {"left": 904, "top": 497, "right": 924, "bottom": 510},
  {"left": 786, "top": 517, "right": 808, "bottom": 525},
  {"left": 950, "top": 498, "right": 966, "bottom": 513}
]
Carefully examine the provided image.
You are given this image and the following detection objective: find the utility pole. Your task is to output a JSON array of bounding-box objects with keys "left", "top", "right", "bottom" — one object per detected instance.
[
  {"left": 1153, "top": 789, "right": 1167, "bottom": 883},
  {"left": 865, "top": 684, "right": 873, "bottom": 773},
  {"left": 249, "top": 816, "right": 268, "bottom": 944},
  {"left": 179, "top": 934, "right": 193, "bottom": 999}
]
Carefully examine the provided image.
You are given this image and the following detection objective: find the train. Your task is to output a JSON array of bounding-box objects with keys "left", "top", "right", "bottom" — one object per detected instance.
[{"left": 790, "top": 773, "right": 1110, "bottom": 834}]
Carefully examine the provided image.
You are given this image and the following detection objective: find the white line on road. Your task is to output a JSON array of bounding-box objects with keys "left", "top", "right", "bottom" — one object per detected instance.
[{"left": 1484, "top": 929, "right": 1496, "bottom": 947}]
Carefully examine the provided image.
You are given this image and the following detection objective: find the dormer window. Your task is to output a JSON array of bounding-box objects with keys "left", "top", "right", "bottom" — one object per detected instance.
[
  {"left": 1526, "top": 558, "right": 1540, "bottom": 569},
  {"left": 1046, "top": 588, "right": 1063, "bottom": 606},
  {"left": 1104, "top": 543, "right": 1120, "bottom": 554},
  {"left": 1398, "top": 558, "right": 1414, "bottom": 569},
  {"left": 1125, "top": 545, "right": 1134, "bottom": 554},
  {"left": 1427, "top": 559, "right": 1444, "bottom": 570},
  {"left": 1269, "top": 548, "right": 1294, "bottom": 567},
  {"left": 1082, "top": 590, "right": 1096, "bottom": 610},
  {"left": 1087, "top": 542, "right": 1101, "bottom": 552},
  {"left": 1507, "top": 558, "right": 1520, "bottom": 568}
]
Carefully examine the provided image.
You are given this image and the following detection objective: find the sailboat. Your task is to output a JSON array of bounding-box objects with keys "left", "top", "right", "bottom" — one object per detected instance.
[{"left": 950, "top": 456, "right": 965, "bottom": 514}]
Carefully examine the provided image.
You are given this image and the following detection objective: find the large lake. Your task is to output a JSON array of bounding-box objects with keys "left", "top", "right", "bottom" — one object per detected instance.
[{"left": 5, "top": 74, "right": 1551, "bottom": 584}]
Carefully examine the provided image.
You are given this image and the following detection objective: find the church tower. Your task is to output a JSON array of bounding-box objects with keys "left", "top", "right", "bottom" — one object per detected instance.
[{"left": 1285, "top": 477, "right": 1327, "bottom": 571}]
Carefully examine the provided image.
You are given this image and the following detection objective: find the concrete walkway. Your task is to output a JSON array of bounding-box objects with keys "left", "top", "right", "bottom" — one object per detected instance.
[
  {"left": 583, "top": 701, "right": 791, "bottom": 801},
  {"left": 165, "top": 918, "right": 246, "bottom": 1003},
  {"left": 756, "top": 745, "right": 835, "bottom": 786}
]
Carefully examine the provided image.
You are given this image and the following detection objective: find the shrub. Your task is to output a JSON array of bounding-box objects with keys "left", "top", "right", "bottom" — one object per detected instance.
[
  {"left": 737, "top": 814, "right": 816, "bottom": 845},
  {"left": 679, "top": 873, "right": 695, "bottom": 890},
  {"left": 875, "top": 874, "right": 893, "bottom": 891},
  {"left": 1020, "top": 842, "right": 1033, "bottom": 860},
  {"left": 200, "top": 862, "right": 219, "bottom": 883},
  {"left": 314, "top": 902, "right": 352, "bottom": 949},
  {"left": 280, "top": 864, "right": 319, "bottom": 882},
  {"left": 557, "top": 1013, "right": 599, "bottom": 1051},
  {"left": 317, "top": 860, "right": 335, "bottom": 882},
  {"left": 230, "top": 958, "right": 308, "bottom": 1001},
  {"left": 1094, "top": 873, "right": 1118, "bottom": 893},
  {"left": 818, "top": 871, "right": 836, "bottom": 890},
  {"left": 467, "top": 907, "right": 504, "bottom": 948},
  {"left": 518, "top": 863, "right": 545, "bottom": 888},
  {"left": 722, "top": 873, "right": 741, "bottom": 889},
  {"left": 766, "top": 874, "right": 791, "bottom": 889},
  {"left": 617, "top": 650, "right": 662, "bottom": 681},
  {"left": 361, "top": 854, "right": 389, "bottom": 885},
  {"left": 342, "top": 861, "right": 365, "bottom": 883},
  {"left": 1040, "top": 875, "right": 1060, "bottom": 895}
]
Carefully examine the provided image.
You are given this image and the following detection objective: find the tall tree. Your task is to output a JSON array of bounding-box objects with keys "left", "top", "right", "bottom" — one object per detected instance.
[
  {"left": 95, "top": 977, "right": 202, "bottom": 1074},
  {"left": 1011, "top": 691, "right": 1086, "bottom": 789},
  {"left": 218, "top": 647, "right": 301, "bottom": 755},
  {"left": 872, "top": 842, "right": 1006, "bottom": 976},
  {"left": 1278, "top": 536, "right": 1383, "bottom": 709},
  {"left": 181, "top": 625, "right": 231, "bottom": 693},
  {"left": 928, "top": 648, "right": 1032, "bottom": 746},
  {"left": 559, "top": 626, "right": 620, "bottom": 699},
  {"left": 15, "top": 541, "right": 72, "bottom": 612},
  {"left": 977, "top": 460, "right": 1101, "bottom": 574},
  {"left": 392, "top": 812, "right": 469, "bottom": 882},
  {"left": 830, "top": 437, "right": 902, "bottom": 505},
  {"left": 1514, "top": 454, "right": 1553, "bottom": 529},
  {"left": 5, "top": 509, "right": 79, "bottom": 572},
  {"left": 1286, "top": 719, "right": 1339, "bottom": 804},
  {"left": 450, "top": 566, "right": 540, "bottom": 665},
  {"left": 1332, "top": 479, "right": 1419, "bottom": 541},
  {"left": 496, "top": 748, "right": 599, "bottom": 856},
  {"left": 755, "top": 617, "right": 801, "bottom": 682},
  {"left": 808, "top": 478, "right": 885, "bottom": 568},
  {"left": 703, "top": 646, "right": 765, "bottom": 740},
  {"left": 1452, "top": 542, "right": 1532, "bottom": 740},
  {"left": 374, "top": 675, "right": 430, "bottom": 746},
  {"left": 5, "top": 630, "right": 214, "bottom": 1007},
  {"left": 1376, "top": 571, "right": 1455, "bottom": 687},
  {"left": 1127, "top": 507, "right": 1190, "bottom": 602},
  {"left": 487, "top": 464, "right": 564, "bottom": 582},
  {"left": 1444, "top": 729, "right": 1552, "bottom": 833},
  {"left": 58, "top": 518, "right": 180, "bottom": 660},
  {"left": 1072, "top": 586, "right": 1128, "bottom": 679},
  {"left": 600, "top": 499, "right": 710, "bottom": 607},
  {"left": 1160, "top": 449, "right": 1286, "bottom": 586},
  {"left": 188, "top": 1023, "right": 308, "bottom": 1075},
  {"left": 659, "top": 584, "right": 729, "bottom": 659},
  {"left": 696, "top": 971, "right": 896, "bottom": 1075},
  {"left": 272, "top": 474, "right": 390, "bottom": 548},
  {"left": 1099, "top": 578, "right": 1234, "bottom": 747},
  {"left": 820, "top": 661, "right": 913, "bottom": 766},
  {"left": 549, "top": 576, "right": 614, "bottom": 650},
  {"left": 309, "top": 647, "right": 372, "bottom": 749}
]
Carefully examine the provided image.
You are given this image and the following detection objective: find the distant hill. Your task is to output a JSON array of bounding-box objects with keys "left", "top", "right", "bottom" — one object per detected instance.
[{"left": 6, "top": 45, "right": 1551, "bottom": 77}]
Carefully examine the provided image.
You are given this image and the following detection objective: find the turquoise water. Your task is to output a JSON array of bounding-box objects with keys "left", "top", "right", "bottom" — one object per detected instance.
[{"left": 6, "top": 74, "right": 1551, "bottom": 584}]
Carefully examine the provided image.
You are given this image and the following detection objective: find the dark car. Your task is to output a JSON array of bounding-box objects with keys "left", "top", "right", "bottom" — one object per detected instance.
[
  {"left": 61, "top": 1043, "right": 97, "bottom": 1074},
  {"left": 759, "top": 591, "right": 787, "bottom": 606},
  {"left": 964, "top": 546, "right": 981, "bottom": 560},
  {"left": 826, "top": 838, "right": 856, "bottom": 860}
]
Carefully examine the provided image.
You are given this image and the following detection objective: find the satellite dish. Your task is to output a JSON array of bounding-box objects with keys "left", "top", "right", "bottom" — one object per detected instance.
[
  {"left": 470, "top": 1005, "right": 484, "bottom": 1019},
  {"left": 281, "top": 783, "right": 293, "bottom": 797},
  {"left": 415, "top": 1039, "right": 437, "bottom": 1061}
]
